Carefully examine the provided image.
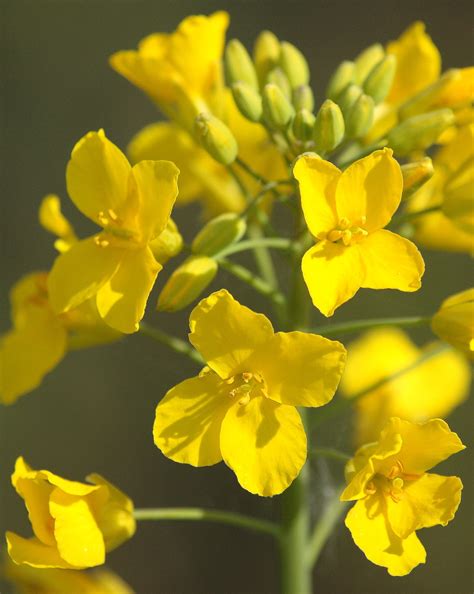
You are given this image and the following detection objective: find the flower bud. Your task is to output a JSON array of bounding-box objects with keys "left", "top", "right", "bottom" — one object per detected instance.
[
  {"left": 292, "top": 84, "right": 315, "bottom": 111},
  {"left": 192, "top": 213, "right": 247, "bottom": 256},
  {"left": 231, "top": 82, "right": 263, "bottom": 122},
  {"left": 442, "top": 163, "right": 474, "bottom": 235},
  {"left": 363, "top": 54, "right": 397, "bottom": 104},
  {"left": 431, "top": 288, "right": 474, "bottom": 359},
  {"left": 336, "top": 83, "right": 363, "bottom": 116},
  {"left": 344, "top": 93, "right": 375, "bottom": 138},
  {"left": 292, "top": 109, "right": 316, "bottom": 141},
  {"left": 354, "top": 43, "right": 385, "bottom": 85},
  {"left": 326, "top": 60, "right": 355, "bottom": 100},
  {"left": 253, "top": 30, "right": 281, "bottom": 86},
  {"left": 194, "top": 113, "right": 238, "bottom": 165},
  {"left": 149, "top": 218, "right": 183, "bottom": 264},
  {"left": 157, "top": 256, "right": 218, "bottom": 312},
  {"left": 262, "top": 83, "right": 295, "bottom": 129},
  {"left": 388, "top": 108, "right": 455, "bottom": 155},
  {"left": 279, "top": 41, "right": 310, "bottom": 88},
  {"left": 401, "top": 158, "right": 434, "bottom": 200},
  {"left": 266, "top": 67, "right": 292, "bottom": 99},
  {"left": 224, "top": 39, "right": 259, "bottom": 90},
  {"left": 313, "top": 99, "right": 345, "bottom": 153}
]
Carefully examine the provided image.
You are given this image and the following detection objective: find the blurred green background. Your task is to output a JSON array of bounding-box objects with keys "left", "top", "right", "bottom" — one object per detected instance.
[{"left": 1, "top": 0, "right": 472, "bottom": 592}]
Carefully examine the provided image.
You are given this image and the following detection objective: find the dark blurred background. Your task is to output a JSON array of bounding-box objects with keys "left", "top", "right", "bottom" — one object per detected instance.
[{"left": 1, "top": 1, "right": 472, "bottom": 592}]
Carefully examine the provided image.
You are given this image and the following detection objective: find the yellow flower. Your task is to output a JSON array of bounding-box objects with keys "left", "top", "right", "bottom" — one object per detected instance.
[
  {"left": 110, "top": 12, "right": 229, "bottom": 130},
  {"left": 341, "top": 328, "right": 470, "bottom": 444},
  {"left": 409, "top": 124, "right": 474, "bottom": 253},
  {"left": 6, "top": 457, "right": 135, "bottom": 570},
  {"left": 341, "top": 417, "right": 465, "bottom": 576},
  {"left": 39, "top": 194, "right": 77, "bottom": 253},
  {"left": 0, "top": 272, "right": 119, "bottom": 404},
  {"left": 153, "top": 289, "right": 346, "bottom": 496},
  {"left": 431, "top": 288, "right": 474, "bottom": 358},
  {"left": 294, "top": 149, "right": 424, "bottom": 316},
  {"left": 4, "top": 555, "right": 135, "bottom": 594},
  {"left": 47, "top": 130, "right": 179, "bottom": 334}
]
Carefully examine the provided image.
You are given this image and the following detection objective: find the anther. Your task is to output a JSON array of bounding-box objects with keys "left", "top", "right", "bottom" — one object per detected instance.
[
  {"left": 342, "top": 230, "right": 352, "bottom": 246},
  {"left": 328, "top": 229, "right": 343, "bottom": 242},
  {"left": 339, "top": 217, "right": 350, "bottom": 229}
]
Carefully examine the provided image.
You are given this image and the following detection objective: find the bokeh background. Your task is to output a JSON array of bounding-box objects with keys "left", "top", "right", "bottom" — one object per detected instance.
[{"left": 1, "top": 0, "right": 472, "bottom": 592}]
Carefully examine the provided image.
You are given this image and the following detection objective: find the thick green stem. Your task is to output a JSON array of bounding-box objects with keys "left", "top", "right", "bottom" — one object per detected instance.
[
  {"left": 247, "top": 222, "right": 280, "bottom": 290},
  {"left": 313, "top": 315, "right": 431, "bottom": 337},
  {"left": 307, "top": 497, "right": 349, "bottom": 568},
  {"left": 139, "top": 322, "right": 203, "bottom": 365},
  {"left": 133, "top": 508, "right": 280, "bottom": 539},
  {"left": 217, "top": 237, "right": 292, "bottom": 259}
]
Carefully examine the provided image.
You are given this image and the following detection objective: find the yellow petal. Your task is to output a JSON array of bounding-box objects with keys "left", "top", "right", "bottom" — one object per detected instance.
[
  {"left": 66, "top": 130, "right": 134, "bottom": 226},
  {"left": 153, "top": 371, "right": 231, "bottom": 466},
  {"left": 129, "top": 159, "right": 179, "bottom": 242},
  {"left": 293, "top": 154, "right": 340, "bottom": 237},
  {"left": 220, "top": 396, "right": 307, "bottom": 496},
  {"left": 385, "top": 473, "right": 463, "bottom": 539},
  {"left": 48, "top": 237, "right": 123, "bottom": 314},
  {"left": 301, "top": 241, "right": 364, "bottom": 317},
  {"left": 336, "top": 149, "right": 403, "bottom": 232},
  {"left": 345, "top": 497, "right": 426, "bottom": 576},
  {"left": 386, "top": 21, "right": 441, "bottom": 105},
  {"left": 360, "top": 230, "right": 424, "bottom": 292},
  {"left": 6, "top": 533, "right": 72, "bottom": 569},
  {"left": 39, "top": 194, "right": 77, "bottom": 249},
  {"left": 432, "top": 288, "right": 474, "bottom": 358},
  {"left": 96, "top": 247, "right": 161, "bottom": 334},
  {"left": 49, "top": 489, "right": 105, "bottom": 568},
  {"left": 252, "top": 331, "right": 346, "bottom": 407},
  {"left": 188, "top": 289, "right": 274, "bottom": 378}
]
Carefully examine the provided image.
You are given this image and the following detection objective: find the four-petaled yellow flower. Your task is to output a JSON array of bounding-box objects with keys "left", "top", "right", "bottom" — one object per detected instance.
[
  {"left": 341, "top": 417, "right": 465, "bottom": 576},
  {"left": 153, "top": 289, "right": 346, "bottom": 496},
  {"left": 341, "top": 327, "right": 470, "bottom": 444},
  {"left": 431, "top": 288, "right": 474, "bottom": 358},
  {"left": 294, "top": 149, "right": 425, "bottom": 316},
  {"left": 47, "top": 129, "right": 179, "bottom": 334},
  {"left": 6, "top": 457, "right": 135, "bottom": 570}
]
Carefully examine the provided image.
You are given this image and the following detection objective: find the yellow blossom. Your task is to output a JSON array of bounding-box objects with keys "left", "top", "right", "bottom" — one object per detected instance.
[
  {"left": 110, "top": 12, "right": 229, "bottom": 130},
  {"left": 294, "top": 149, "right": 424, "bottom": 316},
  {"left": 341, "top": 417, "right": 465, "bottom": 576},
  {"left": 431, "top": 288, "right": 474, "bottom": 358},
  {"left": 47, "top": 129, "right": 179, "bottom": 333},
  {"left": 6, "top": 458, "right": 135, "bottom": 569},
  {"left": 153, "top": 289, "right": 346, "bottom": 496},
  {"left": 341, "top": 328, "right": 470, "bottom": 444}
]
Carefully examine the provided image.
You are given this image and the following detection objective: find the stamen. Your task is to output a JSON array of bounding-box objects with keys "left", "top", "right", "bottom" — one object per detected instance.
[
  {"left": 339, "top": 217, "right": 350, "bottom": 229},
  {"left": 328, "top": 229, "right": 343, "bottom": 242},
  {"left": 342, "top": 230, "right": 352, "bottom": 246}
]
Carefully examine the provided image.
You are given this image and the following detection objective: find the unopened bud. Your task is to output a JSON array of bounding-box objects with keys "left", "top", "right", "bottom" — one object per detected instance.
[
  {"left": 326, "top": 60, "right": 355, "bottom": 100},
  {"left": 443, "top": 160, "right": 474, "bottom": 235},
  {"left": 192, "top": 213, "right": 247, "bottom": 256},
  {"left": 225, "top": 39, "right": 259, "bottom": 90},
  {"left": 279, "top": 41, "right": 310, "bottom": 88},
  {"left": 345, "top": 93, "right": 375, "bottom": 138},
  {"left": 231, "top": 82, "right": 263, "bottom": 122},
  {"left": 253, "top": 30, "right": 281, "bottom": 86},
  {"left": 292, "top": 84, "right": 315, "bottom": 111},
  {"left": 336, "top": 83, "right": 363, "bottom": 116},
  {"left": 363, "top": 55, "right": 397, "bottom": 104},
  {"left": 292, "top": 109, "right": 316, "bottom": 141},
  {"left": 194, "top": 113, "right": 238, "bottom": 165},
  {"left": 262, "top": 83, "right": 295, "bottom": 129},
  {"left": 401, "top": 158, "right": 434, "bottom": 200},
  {"left": 431, "top": 289, "right": 474, "bottom": 359},
  {"left": 313, "top": 99, "right": 345, "bottom": 153},
  {"left": 266, "top": 67, "right": 292, "bottom": 99},
  {"left": 149, "top": 218, "right": 183, "bottom": 264},
  {"left": 388, "top": 109, "right": 455, "bottom": 155},
  {"left": 157, "top": 256, "right": 218, "bottom": 312},
  {"left": 354, "top": 43, "right": 385, "bottom": 85}
]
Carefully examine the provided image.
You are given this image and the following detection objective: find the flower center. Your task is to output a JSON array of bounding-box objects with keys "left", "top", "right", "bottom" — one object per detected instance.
[
  {"left": 318, "top": 216, "right": 368, "bottom": 246},
  {"left": 226, "top": 372, "right": 267, "bottom": 405},
  {"left": 96, "top": 209, "right": 137, "bottom": 243},
  {"left": 364, "top": 460, "right": 420, "bottom": 503}
]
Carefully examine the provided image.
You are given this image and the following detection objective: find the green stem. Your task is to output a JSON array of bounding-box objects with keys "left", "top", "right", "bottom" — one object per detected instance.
[
  {"left": 139, "top": 322, "right": 203, "bottom": 365},
  {"left": 306, "top": 497, "right": 349, "bottom": 568},
  {"left": 133, "top": 507, "right": 280, "bottom": 539},
  {"left": 247, "top": 222, "right": 280, "bottom": 290},
  {"left": 392, "top": 205, "right": 441, "bottom": 226},
  {"left": 217, "top": 237, "right": 292, "bottom": 258},
  {"left": 311, "top": 448, "right": 351, "bottom": 462},
  {"left": 313, "top": 315, "right": 431, "bottom": 338},
  {"left": 235, "top": 156, "right": 269, "bottom": 185}
]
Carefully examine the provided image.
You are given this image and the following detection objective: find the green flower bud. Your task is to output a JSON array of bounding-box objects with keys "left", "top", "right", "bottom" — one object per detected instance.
[
  {"left": 192, "top": 213, "right": 247, "bottom": 256},
  {"left": 354, "top": 43, "right": 385, "bottom": 85},
  {"left": 253, "top": 30, "right": 281, "bottom": 86},
  {"left": 313, "top": 99, "right": 345, "bottom": 153},
  {"left": 194, "top": 113, "right": 238, "bottom": 165},
  {"left": 266, "top": 67, "right": 292, "bottom": 99},
  {"left": 345, "top": 93, "right": 375, "bottom": 138},
  {"left": 292, "top": 109, "right": 316, "bottom": 141},
  {"left": 399, "top": 69, "right": 461, "bottom": 120},
  {"left": 292, "top": 84, "right": 315, "bottom": 111},
  {"left": 336, "top": 83, "right": 363, "bottom": 116},
  {"left": 157, "top": 256, "right": 218, "bottom": 312},
  {"left": 363, "top": 55, "right": 397, "bottom": 104},
  {"left": 388, "top": 109, "right": 455, "bottom": 156},
  {"left": 149, "top": 219, "right": 183, "bottom": 264},
  {"left": 224, "top": 39, "right": 259, "bottom": 90},
  {"left": 231, "top": 82, "right": 263, "bottom": 122},
  {"left": 262, "top": 83, "right": 295, "bottom": 129},
  {"left": 326, "top": 60, "right": 355, "bottom": 100},
  {"left": 279, "top": 41, "right": 310, "bottom": 88},
  {"left": 401, "top": 157, "right": 434, "bottom": 200}
]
